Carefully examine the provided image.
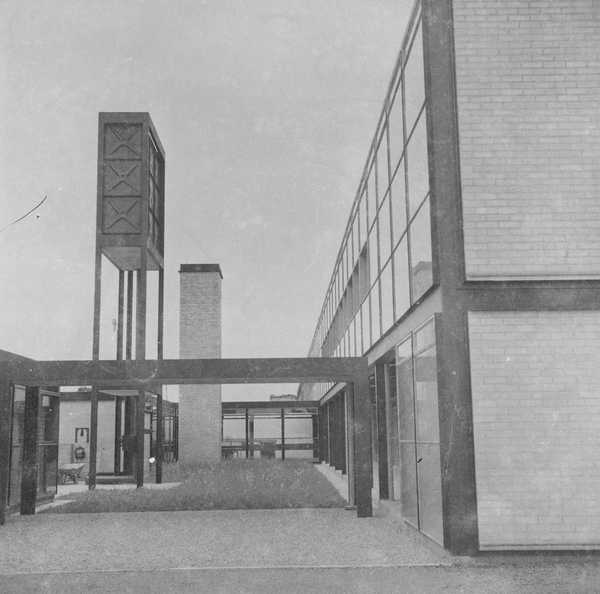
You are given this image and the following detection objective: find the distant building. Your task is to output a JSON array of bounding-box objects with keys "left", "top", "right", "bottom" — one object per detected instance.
[
  {"left": 58, "top": 390, "right": 178, "bottom": 480},
  {"left": 269, "top": 394, "right": 298, "bottom": 402}
]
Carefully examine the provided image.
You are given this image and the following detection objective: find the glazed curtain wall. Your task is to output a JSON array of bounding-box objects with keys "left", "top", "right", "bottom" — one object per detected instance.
[
  {"left": 305, "top": 2, "right": 433, "bottom": 401},
  {"left": 387, "top": 318, "right": 443, "bottom": 544}
]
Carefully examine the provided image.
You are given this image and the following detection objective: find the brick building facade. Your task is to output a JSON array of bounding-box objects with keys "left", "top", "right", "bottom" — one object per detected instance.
[{"left": 300, "top": 0, "right": 600, "bottom": 553}]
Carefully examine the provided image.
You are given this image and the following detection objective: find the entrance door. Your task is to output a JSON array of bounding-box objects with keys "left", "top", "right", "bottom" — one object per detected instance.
[{"left": 387, "top": 320, "right": 443, "bottom": 544}]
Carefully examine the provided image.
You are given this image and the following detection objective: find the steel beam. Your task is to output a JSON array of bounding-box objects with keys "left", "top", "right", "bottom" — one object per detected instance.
[{"left": 6, "top": 357, "right": 363, "bottom": 387}]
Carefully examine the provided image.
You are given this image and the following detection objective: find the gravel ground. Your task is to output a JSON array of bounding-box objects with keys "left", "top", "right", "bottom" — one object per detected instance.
[
  {"left": 1, "top": 509, "right": 599, "bottom": 592},
  {"left": 0, "top": 508, "right": 449, "bottom": 574},
  {"left": 3, "top": 565, "right": 600, "bottom": 594}
]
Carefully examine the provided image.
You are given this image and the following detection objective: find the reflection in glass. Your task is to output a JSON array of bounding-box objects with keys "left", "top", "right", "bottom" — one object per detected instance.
[
  {"left": 385, "top": 362, "right": 400, "bottom": 500},
  {"left": 414, "top": 334, "right": 443, "bottom": 543},
  {"left": 367, "top": 166, "right": 376, "bottom": 230},
  {"left": 393, "top": 237, "right": 410, "bottom": 321},
  {"left": 396, "top": 338, "right": 418, "bottom": 525},
  {"left": 376, "top": 128, "right": 389, "bottom": 203},
  {"left": 369, "top": 226, "right": 379, "bottom": 287},
  {"left": 415, "top": 318, "right": 436, "bottom": 352},
  {"left": 407, "top": 114, "right": 429, "bottom": 217},
  {"left": 360, "top": 301, "right": 369, "bottom": 352},
  {"left": 351, "top": 216, "right": 359, "bottom": 266},
  {"left": 380, "top": 262, "right": 394, "bottom": 334},
  {"left": 403, "top": 20, "right": 425, "bottom": 133},
  {"left": 409, "top": 198, "right": 433, "bottom": 302},
  {"left": 391, "top": 163, "right": 407, "bottom": 248},
  {"left": 359, "top": 192, "right": 368, "bottom": 249},
  {"left": 378, "top": 196, "right": 392, "bottom": 268},
  {"left": 388, "top": 83, "right": 404, "bottom": 177},
  {"left": 370, "top": 283, "right": 381, "bottom": 344}
]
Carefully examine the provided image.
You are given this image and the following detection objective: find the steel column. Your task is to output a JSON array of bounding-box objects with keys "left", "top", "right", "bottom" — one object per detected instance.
[
  {"left": 156, "top": 268, "right": 164, "bottom": 483},
  {"left": 20, "top": 387, "right": 39, "bottom": 515},
  {"left": 126, "top": 271, "right": 134, "bottom": 360},
  {"left": 280, "top": 408, "right": 285, "bottom": 460},
  {"left": 88, "top": 387, "right": 98, "bottom": 490},
  {"left": 135, "top": 248, "right": 147, "bottom": 488},
  {"left": 117, "top": 270, "right": 125, "bottom": 361},
  {"left": 0, "top": 371, "right": 11, "bottom": 525},
  {"left": 352, "top": 375, "right": 373, "bottom": 518}
]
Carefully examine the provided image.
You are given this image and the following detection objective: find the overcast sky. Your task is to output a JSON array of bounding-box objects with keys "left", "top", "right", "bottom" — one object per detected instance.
[{"left": 0, "top": 0, "right": 410, "bottom": 399}]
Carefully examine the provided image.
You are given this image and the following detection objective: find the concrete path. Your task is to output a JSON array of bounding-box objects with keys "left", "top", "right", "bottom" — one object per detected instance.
[{"left": 1, "top": 508, "right": 599, "bottom": 593}]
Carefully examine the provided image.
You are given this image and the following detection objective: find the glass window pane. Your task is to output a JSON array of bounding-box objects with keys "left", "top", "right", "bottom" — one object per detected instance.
[
  {"left": 391, "top": 160, "right": 407, "bottom": 248},
  {"left": 378, "top": 196, "right": 392, "bottom": 268},
  {"left": 370, "top": 283, "right": 381, "bottom": 344},
  {"left": 414, "top": 331, "right": 443, "bottom": 544},
  {"left": 368, "top": 225, "right": 379, "bottom": 287},
  {"left": 351, "top": 215, "right": 358, "bottom": 269},
  {"left": 396, "top": 337, "right": 418, "bottom": 526},
  {"left": 380, "top": 261, "right": 393, "bottom": 334},
  {"left": 414, "top": 346, "right": 439, "bottom": 443},
  {"left": 359, "top": 248, "right": 369, "bottom": 301},
  {"left": 360, "top": 301, "right": 369, "bottom": 352},
  {"left": 385, "top": 362, "right": 400, "bottom": 500},
  {"left": 388, "top": 81, "right": 404, "bottom": 176},
  {"left": 409, "top": 198, "right": 433, "bottom": 302},
  {"left": 343, "top": 244, "right": 349, "bottom": 287},
  {"left": 415, "top": 319, "right": 436, "bottom": 352},
  {"left": 406, "top": 113, "right": 429, "bottom": 218},
  {"left": 367, "top": 166, "right": 376, "bottom": 229},
  {"left": 376, "top": 127, "right": 389, "bottom": 202},
  {"left": 393, "top": 237, "right": 410, "bottom": 320},
  {"left": 404, "top": 20, "right": 425, "bottom": 134},
  {"left": 359, "top": 192, "right": 368, "bottom": 250}
]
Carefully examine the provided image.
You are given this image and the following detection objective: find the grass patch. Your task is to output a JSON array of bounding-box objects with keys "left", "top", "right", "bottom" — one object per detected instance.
[{"left": 44, "top": 459, "right": 345, "bottom": 514}]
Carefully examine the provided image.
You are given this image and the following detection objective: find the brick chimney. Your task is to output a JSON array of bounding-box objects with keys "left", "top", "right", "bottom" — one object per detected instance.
[{"left": 178, "top": 264, "right": 222, "bottom": 462}]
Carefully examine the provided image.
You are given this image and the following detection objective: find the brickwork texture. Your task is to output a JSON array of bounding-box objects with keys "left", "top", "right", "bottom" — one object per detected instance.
[
  {"left": 179, "top": 269, "right": 222, "bottom": 463},
  {"left": 468, "top": 311, "right": 600, "bottom": 548},
  {"left": 453, "top": 0, "right": 600, "bottom": 279}
]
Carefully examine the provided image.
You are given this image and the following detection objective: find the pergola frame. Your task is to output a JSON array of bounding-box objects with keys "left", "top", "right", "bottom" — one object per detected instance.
[{"left": 0, "top": 356, "right": 371, "bottom": 525}]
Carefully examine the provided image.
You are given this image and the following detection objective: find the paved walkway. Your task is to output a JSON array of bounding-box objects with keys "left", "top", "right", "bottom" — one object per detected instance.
[{"left": 1, "top": 508, "right": 599, "bottom": 592}]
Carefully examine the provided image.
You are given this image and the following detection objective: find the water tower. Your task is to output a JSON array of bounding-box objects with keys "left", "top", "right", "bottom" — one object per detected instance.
[{"left": 90, "top": 112, "right": 165, "bottom": 487}]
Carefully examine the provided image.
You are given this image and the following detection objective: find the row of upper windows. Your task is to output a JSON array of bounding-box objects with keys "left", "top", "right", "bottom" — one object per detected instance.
[{"left": 309, "top": 8, "right": 433, "bottom": 361}]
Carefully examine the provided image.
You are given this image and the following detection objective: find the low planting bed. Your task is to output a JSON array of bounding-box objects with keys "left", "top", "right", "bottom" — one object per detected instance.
[{"left": 43, "top": 459, "right": 345, "bottom": 513}]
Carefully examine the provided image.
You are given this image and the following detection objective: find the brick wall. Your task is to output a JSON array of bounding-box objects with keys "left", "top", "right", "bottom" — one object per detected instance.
[
  {"left": 179, "top": 266, "right": 222, "bottom": 463},
  {"left": 453, "top": 0, "right": 600, "bottom": 279},
  {"left": 468, "top": 311, "right": 600, "bottom": 548}
]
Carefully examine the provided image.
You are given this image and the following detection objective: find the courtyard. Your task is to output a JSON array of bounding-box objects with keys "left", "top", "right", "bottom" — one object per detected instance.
[
  {"left": 43, "top": 459, "right": 344, "bottom": 514},
  {"left": 1, "top": 505, "right": 599, "bottom": 593}
]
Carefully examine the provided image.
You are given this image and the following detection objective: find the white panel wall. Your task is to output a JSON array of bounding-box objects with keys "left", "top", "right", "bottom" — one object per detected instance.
[
  {"left": 58, "top": 400, "right": 115, "bottom": 474},
  {"left": 469, "top": 311, "right": 600, "bottom": 548},
  {"left": 454, "top": 0, "right": 600, "bottom": 279}
]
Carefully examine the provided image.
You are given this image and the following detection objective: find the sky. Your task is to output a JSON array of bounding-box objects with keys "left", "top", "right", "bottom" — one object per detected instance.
[{"left": 0, "top": 0, "right": 411, "bottom": 400}]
